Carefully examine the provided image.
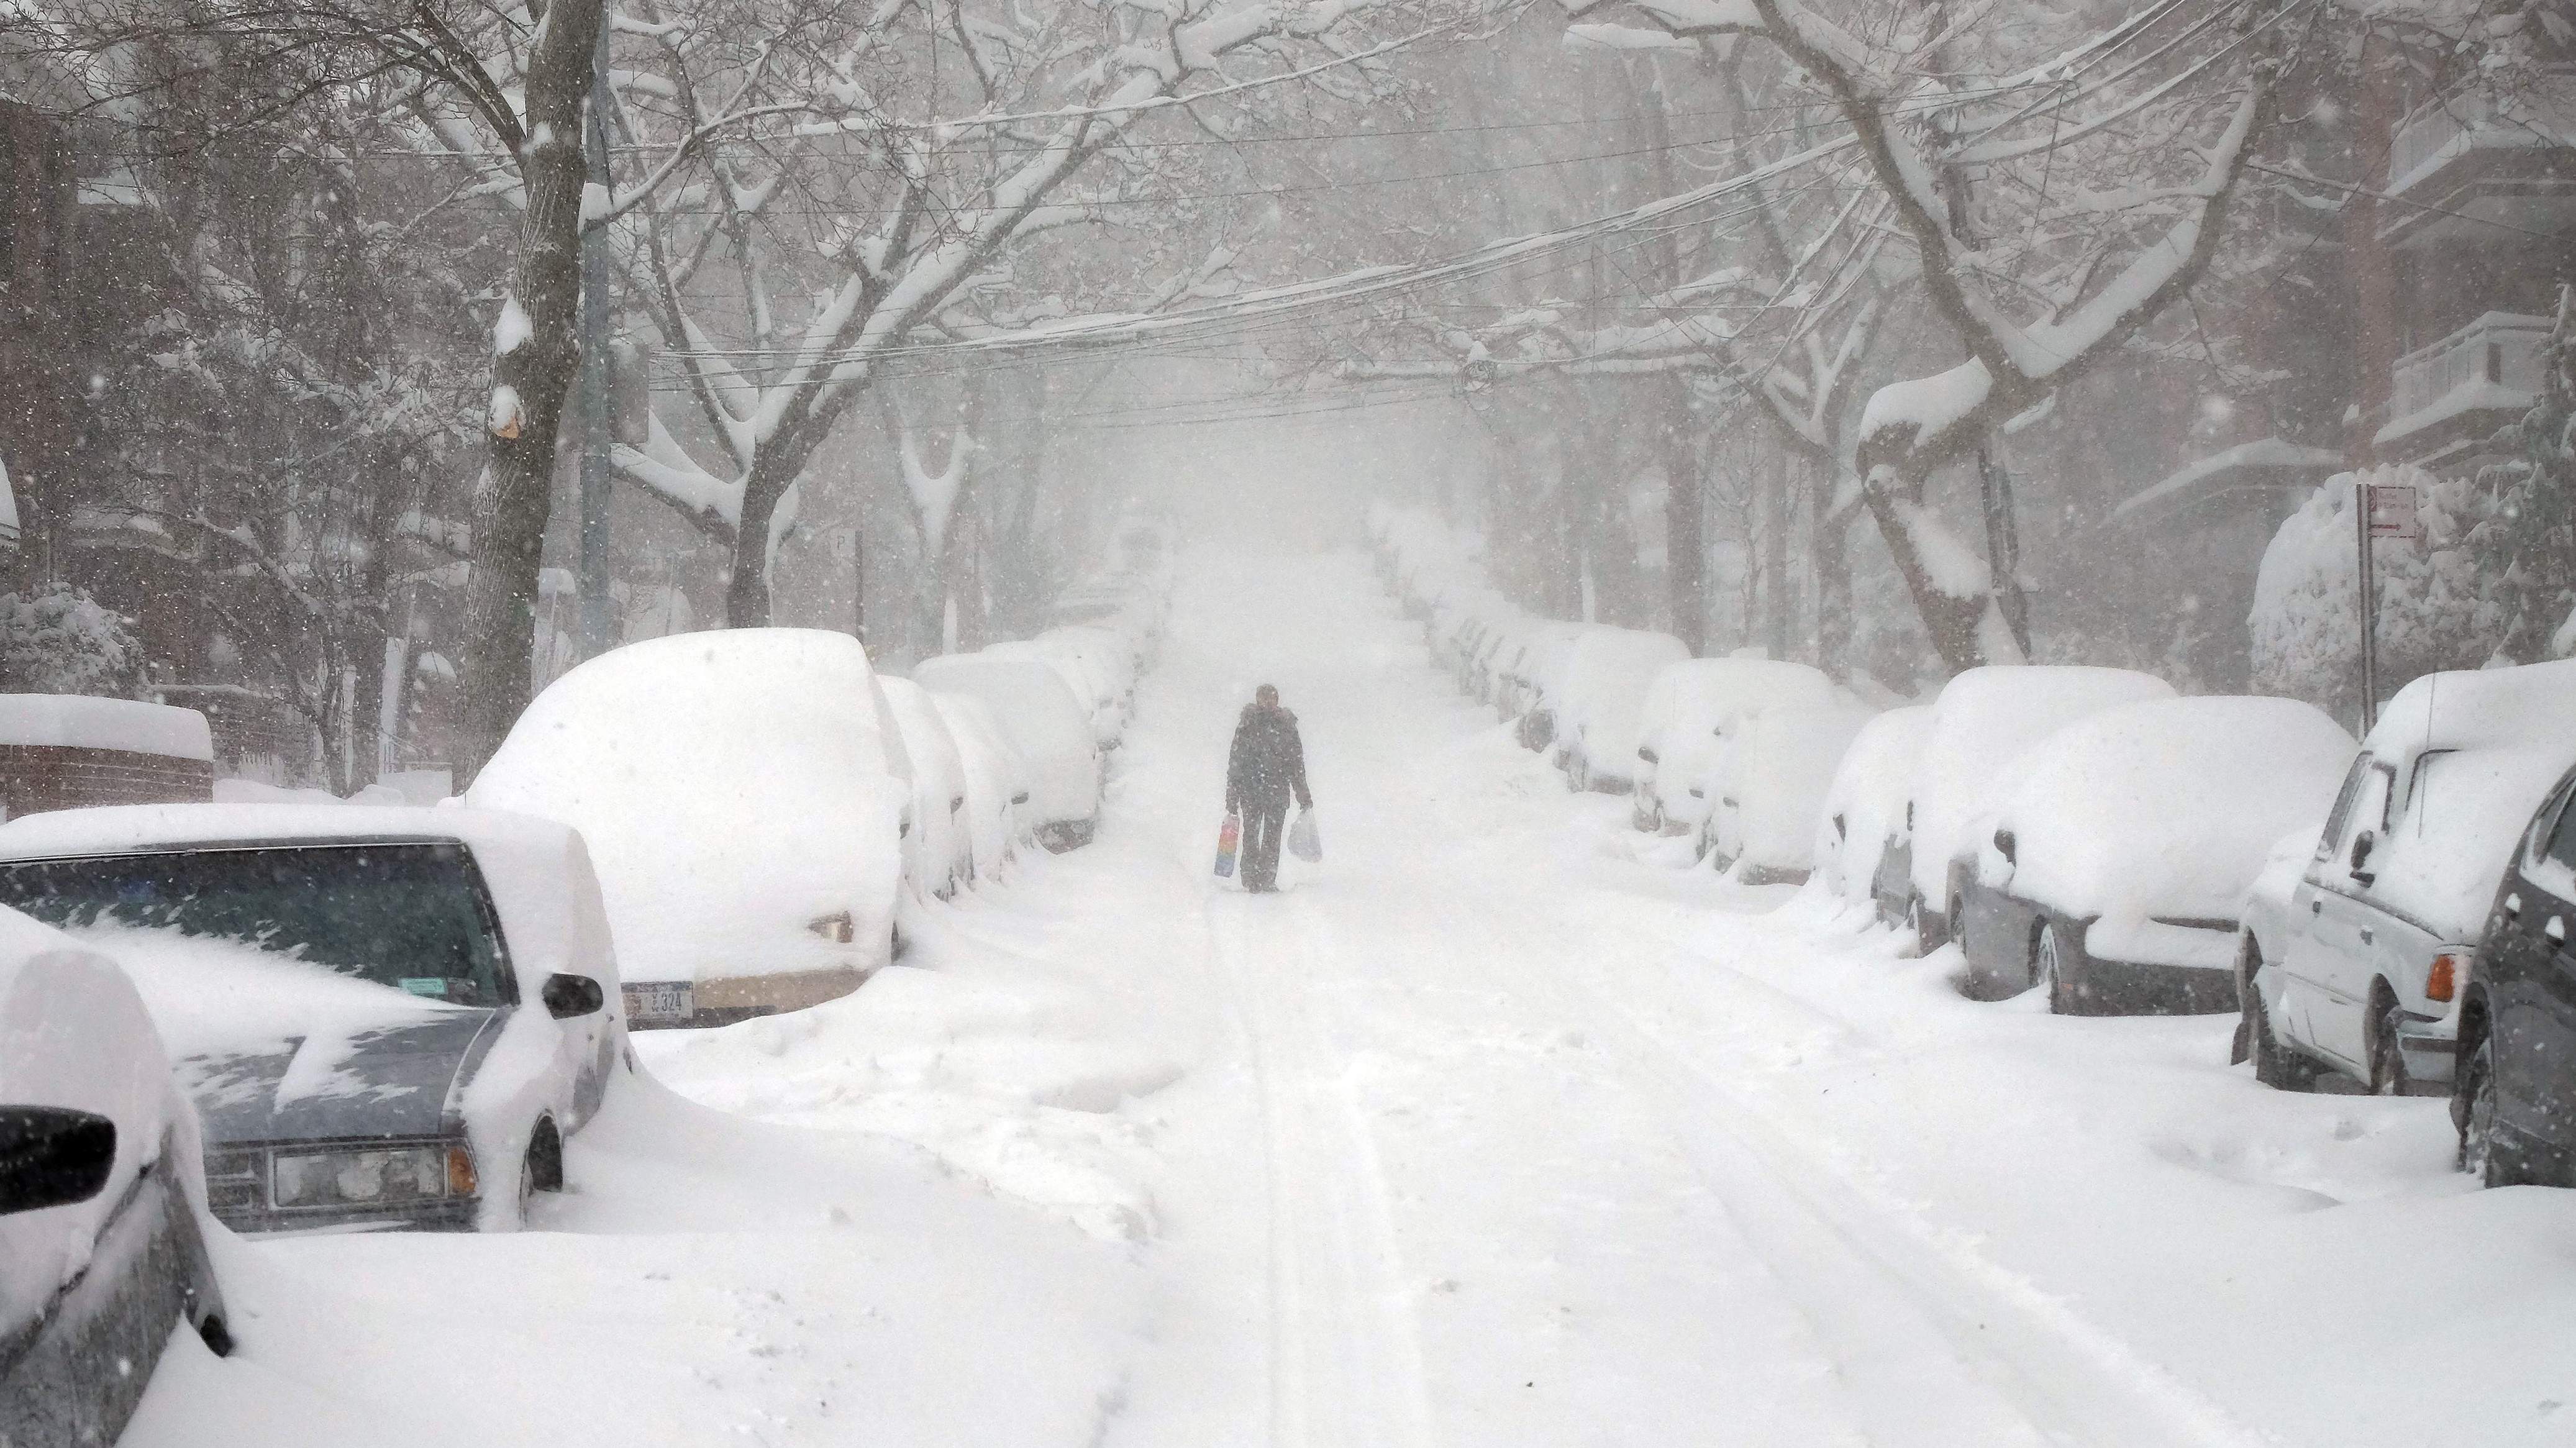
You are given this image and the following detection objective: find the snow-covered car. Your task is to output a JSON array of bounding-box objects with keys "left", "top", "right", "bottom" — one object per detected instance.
[
  {"left": 1954, "top": 696, "right": 2354, "bottom": 1014},
  {"left": 2454, "top": 757, "right": 2576, "bottom": 1186},
  {"left": 1905, "top": 665, "right": 2176, "bottom": 950},
  {"left": 1633, "top": 658, "right": 1839, "bottom": 836},
  {"left": 471, "top": 629, "right": 908, "bottom": 1028},
  {"left": 930, "top": 690, "right": 1029, "bottom": 883},
  {"left": 0, "top": 804, "right": 627, "bottom": 1232},
  {"left": 1506, "top": 624, "right": 1590, "bottom": 751},
  {"left": 1814, "top": 705, "right": 1932, "bottom": 911},
  {"left": 1554, "top": 627, "right": 1691, "bottom": 793},
  {"left": 2, "top": 909, "right": 232, "bottom": 1446},
  {"left": 914, "top": 652, "right": 1104, "bottom": 852},
  {"left": 2240, "top": 660, "right": 2576, "bottom": 1096},
  {"left": 1707, "top": 703, "right": 1875, "bottom": 884},
  {"left": 1037, "top": 624, "right": 1140, "bottom": 720},
  {"left": 992, "top": 637, "right": 1124, "bottom": 749},
  {"left": 0, "top": 694, "right": 216, "bottom": 818},
  {"left": 880, "top": 677, "right": 975, "bottom": 900}
]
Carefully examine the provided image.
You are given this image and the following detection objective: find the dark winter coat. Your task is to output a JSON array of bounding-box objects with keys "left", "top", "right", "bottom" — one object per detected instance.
[{"left": 1227, "top": 704, "right": 1313, "bottom": 813}]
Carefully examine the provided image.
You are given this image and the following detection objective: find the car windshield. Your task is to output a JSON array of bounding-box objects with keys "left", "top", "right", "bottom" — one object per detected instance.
[{"left": 0, "top": 843, "right": 509, "bottom": 1008}]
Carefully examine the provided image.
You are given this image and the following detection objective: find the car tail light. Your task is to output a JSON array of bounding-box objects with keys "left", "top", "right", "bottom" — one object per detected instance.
[
  {"left": 2427, "top": 952, "right": 2462, "bottom": 1003},
  {"left": 447, "top": 1143, "right": 480, "bottom": 1198}
]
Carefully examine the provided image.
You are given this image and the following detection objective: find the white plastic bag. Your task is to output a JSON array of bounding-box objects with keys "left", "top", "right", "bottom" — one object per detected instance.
[{"left": 1287, "top": 808, "right": 1322, "bottom": 863}]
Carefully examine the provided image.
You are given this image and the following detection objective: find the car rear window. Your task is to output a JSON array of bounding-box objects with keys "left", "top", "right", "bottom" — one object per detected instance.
[{"left": 0, "top": 842, "right": 511, "bottom": 1008}]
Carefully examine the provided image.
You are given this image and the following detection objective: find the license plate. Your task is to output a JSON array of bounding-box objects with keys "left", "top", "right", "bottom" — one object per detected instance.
[{"left": 624, "top": 981, "right": 694, "bottom": 1027}]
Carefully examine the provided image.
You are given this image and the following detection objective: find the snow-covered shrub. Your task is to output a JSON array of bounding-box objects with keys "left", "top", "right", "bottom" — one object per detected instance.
[
  {"left": 2469, "top": 299, "right": 2576, "bottom": 665},
  {"left": 0, "top": 585, "right": 143, "bottom": 697},
  {"left": 2249, "top": 465, "right": 2499, "bottom": 716}
]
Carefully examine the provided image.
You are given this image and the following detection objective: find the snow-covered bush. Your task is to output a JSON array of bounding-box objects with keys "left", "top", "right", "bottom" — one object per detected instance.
[
  {"left": 0, "top": 585, "right": 143, "bottom": 697},
  {"left": 2249, "top": 465, "right": 2500, "bottom": 715}
]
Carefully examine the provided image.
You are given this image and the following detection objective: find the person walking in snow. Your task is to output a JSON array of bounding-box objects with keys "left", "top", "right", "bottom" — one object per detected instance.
[{"left": 1226, "top": 684, "right": 1313, "bottom": 893}]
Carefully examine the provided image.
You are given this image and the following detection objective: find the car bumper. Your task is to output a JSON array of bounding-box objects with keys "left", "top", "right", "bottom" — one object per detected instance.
[
  {"left": 219, "top": 1197, "right": 484, "bottom": 1235},
  {"left": 2395, "top": 1016, "right": 2459, "bottom": 1090}
]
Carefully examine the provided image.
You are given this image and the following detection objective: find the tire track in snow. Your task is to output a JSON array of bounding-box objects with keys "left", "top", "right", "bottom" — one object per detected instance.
[{"left": 1207, "top": 898, "right": 1437, "bottom": 1448}]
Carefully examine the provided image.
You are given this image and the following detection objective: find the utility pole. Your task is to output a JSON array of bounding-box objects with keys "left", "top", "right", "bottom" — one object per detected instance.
[{"left": 575, "top": 24, "right": 616, "bottom": 660}]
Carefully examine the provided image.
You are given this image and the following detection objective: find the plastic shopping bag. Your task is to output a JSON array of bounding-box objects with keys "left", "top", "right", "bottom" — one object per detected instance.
[
  {"left": 1214, "top": 813, "right": 1241, "bottom": 877},
  {"left": 1287, "top": 808, "right": 1322, "bottom": 864}
]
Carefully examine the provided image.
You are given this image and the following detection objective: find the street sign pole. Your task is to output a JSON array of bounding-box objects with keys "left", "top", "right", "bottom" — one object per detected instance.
[{"left": 2356, "top": 478, "right": 2378, "bottom": 734}]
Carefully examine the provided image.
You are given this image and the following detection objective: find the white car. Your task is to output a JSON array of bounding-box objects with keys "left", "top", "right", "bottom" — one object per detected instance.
[
  {"left": 1634, "top": 658, "right": 1839, "bottom": 836},
  {"left": 914, "top": 652, "right": 1104, "bottom": 852},
  {"left": 1708, "top": 703, "right": 1875, "bottom": 883},
  {"left": 471, "top": 629, "right": 909, "bottom": 1027},
  {"left": 1554, "top": 627, "right": 1692, "bottom": 793},
  {"left": 880, "top": 677, "right": 976, "bottom": 900},
  {"left": 2, "top": 908, "right": 230, "bottom": 1444},
  {"left": 1955, "top": 696, "right": 2354, "bottom": 1014},
  {"left": 1905, "top": 665, "right": 2176, "bottom": 950},
  {"left": 2241, "top": 660, "right": 2576, "bottom": 1094},
  {"left": 1814, "top": 704, "right": 1932, "bottom": 910},
  {"left": 931, "top": 691, "right": 1030, "bottom": 881},
  {"left": 0, "top": 804, "right": 631, "bottom": 1226}
]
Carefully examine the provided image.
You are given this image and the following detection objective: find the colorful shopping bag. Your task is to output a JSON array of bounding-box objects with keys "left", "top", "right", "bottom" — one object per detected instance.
[{"left": 1214, "top": 813, "right": 1241, "bottom": 877}]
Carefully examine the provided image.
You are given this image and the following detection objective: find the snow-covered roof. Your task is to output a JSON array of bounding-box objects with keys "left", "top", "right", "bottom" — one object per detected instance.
[
  {"left": 0, "top": 803, "right": 619, "bottom": 1004},
  {"left": 0, "top": 694, "right": 212, "bottom": 759},
  {"left": 2109, "top": 439, "right": 2345, "bottom": 526}
]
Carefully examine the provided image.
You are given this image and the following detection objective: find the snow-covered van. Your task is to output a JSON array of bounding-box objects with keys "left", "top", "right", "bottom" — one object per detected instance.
[
  {"left": 0, "top": 804, "right": 629, "bottom": 1232},
  {"left": 2240, "top": 660, "right": 2576, "bottom": 1095},
  {"left": 1905, "top": 665, "right": 2175, "bottom": 950},
  {"left": 0, "top": 694, "right": 214, "bottom": 820},
  {"left": 929, "top": 690, "right": 1029, "bottom": 883},
  {"left": 470, "top": 629, "right": 909, "bottom": 1028},
  {"left": 2, "top": 908, "right": 231, "bottom": 1444},
  {"left": 1957, "top": 696, "right": 2353, "bottom": 1014}
]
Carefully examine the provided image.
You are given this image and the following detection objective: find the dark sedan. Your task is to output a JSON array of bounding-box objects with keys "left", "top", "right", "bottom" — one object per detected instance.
[{"left": 2455, "top": 760, "right": 2576, "bottom": 1186}]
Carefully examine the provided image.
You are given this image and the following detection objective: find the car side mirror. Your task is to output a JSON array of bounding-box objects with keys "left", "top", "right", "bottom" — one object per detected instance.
[
  {"left": 1637, "top": 745, "right": 1659, "bottom": 765},
  {"left": 540, "top": 973, "right": 606, "bottom": 1020},
  {"left": 950, "top": 794, "right": 965, "bottom": 814},
  {"left": 2349, "top": 829, "right": 2377, "bottom": 884},
  {"left": 1832, "top": 813, "right": 1847, "bottom": 842},
  {"left": 1993, "top": 828, "right": 2016, "bottom": 865},
  {"left": 0, "top": 1107, "right": 117, "bottom": 1216}
]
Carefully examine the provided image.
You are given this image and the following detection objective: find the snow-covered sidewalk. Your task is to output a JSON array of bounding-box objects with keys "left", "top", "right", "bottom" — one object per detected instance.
[{"left": 135, "top": 547, "right": 2576, "bottom": 1447}]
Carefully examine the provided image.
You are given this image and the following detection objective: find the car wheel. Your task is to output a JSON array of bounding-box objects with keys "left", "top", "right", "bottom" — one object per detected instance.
[
  {"left": 2369, "top": 1003, "right": 2410, "bottom": 1096},
  {"left": 519, "top": 1119, "right": 564, "bottom": 1224},
  {"left": 2459, "top": 1038, "right": 2533, "bottom": 1187},
  {"left": 2249, "top": 983, "right": 2319, "bottom": 1091},
  {"left": 2034, "top": 922, "right": 2073, "bottom": 1014}
]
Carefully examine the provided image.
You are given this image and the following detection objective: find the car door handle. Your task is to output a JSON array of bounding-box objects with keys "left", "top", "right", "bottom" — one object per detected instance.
[{"left": 2311, "top": 899, "right": 2323, "bottom": 915}]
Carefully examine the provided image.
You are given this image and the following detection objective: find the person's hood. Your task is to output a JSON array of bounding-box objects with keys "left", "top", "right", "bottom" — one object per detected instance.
[
  {"left": 1240, "top": 703, "right": 1297, "bottom": 726},
  {"left": 180, "top": 1008, "right": 503, "bottom": 1146}
]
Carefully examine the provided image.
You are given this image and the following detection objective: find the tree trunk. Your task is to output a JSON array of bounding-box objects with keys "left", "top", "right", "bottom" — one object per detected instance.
[
  {"left": 1659, "top": 381, "right": 1704, "bottom": 653},
  {"left": 1860, "top": 462, "right": 2003, "bottom": 675},
  {"left": 1763, "top": 446, "right": 1792, "bottom": 659},
  {"left": 1813, "top": 498, "right": 1853, "bottom": 678},
  {"left": 455, "top": 0, "right": 609, "bottom": 780}
]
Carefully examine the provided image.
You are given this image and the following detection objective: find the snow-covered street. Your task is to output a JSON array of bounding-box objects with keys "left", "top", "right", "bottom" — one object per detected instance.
[{"left": 127, "top": 546, "right": 2576, "bottom": 1447}]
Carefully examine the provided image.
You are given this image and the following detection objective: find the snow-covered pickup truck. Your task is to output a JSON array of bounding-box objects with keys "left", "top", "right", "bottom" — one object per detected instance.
[
  {"left": 2, "top": 908, "right": 232, "bottom": 1447},
  {"left": 0, "top": 804, "right": 629, "bottom": 1232},
  {"left": 2238, "top": 660, "right": 2576, "bottom": 1096}
]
